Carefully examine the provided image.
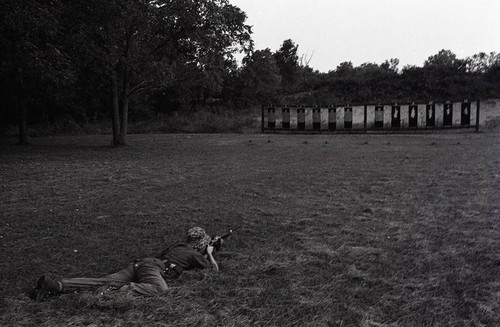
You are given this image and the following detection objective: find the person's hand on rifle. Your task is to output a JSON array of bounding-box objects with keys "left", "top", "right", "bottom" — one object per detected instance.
[{"left": 211, "top": 236, "right": 224, "bottom": 252}]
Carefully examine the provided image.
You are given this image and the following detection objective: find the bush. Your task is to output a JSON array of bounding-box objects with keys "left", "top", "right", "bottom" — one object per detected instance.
[{"left": 0, "top": 108, "right": 260, "bottom": 139}]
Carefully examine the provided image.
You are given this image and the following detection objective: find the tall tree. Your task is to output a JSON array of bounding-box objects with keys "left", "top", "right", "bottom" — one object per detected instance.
[
  {"left": 381, "top": 58, "right": 400, "bottom": 73},
  {"left": 335, "top": 61, "right": 355, "bottom": 77},
  {"left": 424, "top": 49, "right": 466, "bottom": 71},
  {"left": 422, "top": 50, "right": 470, "bottom": 99},
  {"left": 274, "top": 39, "right": 299, "bottom": 92},
  {"left": 240, "top": 49, "right": 281, "bottom": 104},
  {"left": 465, "top": 52, "right": 500, "bottom": 73}
]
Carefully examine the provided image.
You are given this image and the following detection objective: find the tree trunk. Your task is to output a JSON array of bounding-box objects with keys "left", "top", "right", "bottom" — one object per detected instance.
[
  {"left": 119, "top": 68, "right": 130, "bottom": 145},
  {"left": 120, "top": 94, "right": 129, "bottom": 145},
  {"left": 18, "top": 102, "right": 29, "bottom": 145},
  {"left": 111, "top": 73, "right": 122, "bottom": 145}
]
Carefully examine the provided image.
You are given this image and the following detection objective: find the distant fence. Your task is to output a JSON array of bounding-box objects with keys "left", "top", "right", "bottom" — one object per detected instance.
[{"left": 261, "top": 100, "right": 481, "bottom": 133}]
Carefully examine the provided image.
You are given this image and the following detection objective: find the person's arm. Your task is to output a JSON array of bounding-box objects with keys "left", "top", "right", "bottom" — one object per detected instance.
[
  {"left": 205, "top": 245, "right": 219, "bottom": 272},
  {"left": 188, "top": 247, "right": 214, "bottom": 270}
]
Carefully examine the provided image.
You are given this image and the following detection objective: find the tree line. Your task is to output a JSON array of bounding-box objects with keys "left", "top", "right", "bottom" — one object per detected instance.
[{"left": 1, "top": 1, "right": 499, "bottom": 145}]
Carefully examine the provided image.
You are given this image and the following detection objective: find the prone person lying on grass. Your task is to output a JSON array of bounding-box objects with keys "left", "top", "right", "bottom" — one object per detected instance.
[{"left": 30, "top": 227, "right": 221, "bottom": 302}]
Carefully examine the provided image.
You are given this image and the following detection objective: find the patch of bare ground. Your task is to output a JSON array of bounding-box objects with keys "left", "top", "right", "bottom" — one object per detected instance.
[{"left": 1, "top": 132, "right": 499, "bottom": 326}]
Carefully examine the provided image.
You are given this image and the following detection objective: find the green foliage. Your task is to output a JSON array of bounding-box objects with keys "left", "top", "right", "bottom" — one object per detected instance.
[
  {"left": 62, "top": 0, "right": 252, "bottom": 144},
  {"left": 465, "top": 52, "right": 499, "bottom": 73},
  {"left": 239, "top": 49, "right": 281, "bottom": 104},
  {"left": 335, "top": 61, "right": 355, "bottom": 77},
  {"left": 424, "top": 49, "right": 464, "bottom": 70},
  {"left": 0, "top": 0, "right": 73, "bottom": 143},
  {"left": 273, "top": 39, "right": 300, "bottom": 92},
  {"left": 0, "top": 0, "right": 253, "bottom": 143},
  {"left": 283, "top": 48, "right": 500, "bottom": 105}
]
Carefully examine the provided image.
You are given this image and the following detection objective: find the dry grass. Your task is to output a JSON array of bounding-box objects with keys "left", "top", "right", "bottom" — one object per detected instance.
[
  {"left": 1, "top": 131, "right": 499, "bottom": 326},
  {"left": 1, "top": 108, "right": 260, "bottom": 138}
]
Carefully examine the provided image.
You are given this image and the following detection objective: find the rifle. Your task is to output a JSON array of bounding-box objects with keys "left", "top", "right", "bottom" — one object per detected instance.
[{"left": 210, "top": 226, "right": 241, "bottom": 251}]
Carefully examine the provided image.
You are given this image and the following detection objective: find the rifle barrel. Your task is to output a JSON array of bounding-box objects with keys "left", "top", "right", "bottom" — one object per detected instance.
[{"left": 220, "top": 226, "right": 241, "bottom": 239}]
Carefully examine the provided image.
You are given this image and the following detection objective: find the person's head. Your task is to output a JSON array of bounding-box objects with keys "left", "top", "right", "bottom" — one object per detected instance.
[{"left": 186, "top": 227, "right": 211, "bottom": 253}]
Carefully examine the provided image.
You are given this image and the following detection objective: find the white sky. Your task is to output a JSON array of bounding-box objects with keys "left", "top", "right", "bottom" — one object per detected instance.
[{"left": 229, "top": 0, "right": 500, "bottom": 72}]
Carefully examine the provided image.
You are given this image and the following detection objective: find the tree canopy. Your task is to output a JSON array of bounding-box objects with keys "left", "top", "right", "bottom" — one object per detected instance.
[
  {"left": 273, "top": 39, "right": 300, "bottom": 92},
  {"left": 240, "top": 49, "right": 281, "bottom": 104}
]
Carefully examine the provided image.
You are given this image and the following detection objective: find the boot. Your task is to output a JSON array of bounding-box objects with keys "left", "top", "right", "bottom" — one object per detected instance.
[{"left": 31, "top": 275, "right": 61, "bottom": 302}]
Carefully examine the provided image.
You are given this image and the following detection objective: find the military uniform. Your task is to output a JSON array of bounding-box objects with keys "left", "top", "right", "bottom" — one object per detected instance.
[{"left": 32, "top": 227, "right": 214, "bottom": 301}]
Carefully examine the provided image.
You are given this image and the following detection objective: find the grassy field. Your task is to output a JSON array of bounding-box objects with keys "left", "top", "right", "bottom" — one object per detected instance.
[{"left": 1, "top": 131, "right": 499, "bottom": 326}]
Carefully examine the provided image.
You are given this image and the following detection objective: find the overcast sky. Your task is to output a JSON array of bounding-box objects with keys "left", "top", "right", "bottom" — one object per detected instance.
[{"left": 229, "top": 0, "right": 500, "bottom": 72}]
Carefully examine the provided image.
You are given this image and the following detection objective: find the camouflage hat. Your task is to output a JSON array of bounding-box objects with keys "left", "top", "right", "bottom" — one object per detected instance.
[{"left": 186, "top": 227, "right": 211, "bottom": 252}]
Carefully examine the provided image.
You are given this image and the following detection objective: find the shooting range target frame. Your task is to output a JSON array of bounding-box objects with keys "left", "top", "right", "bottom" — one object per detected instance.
[
  {"left": 297, "top": 107, "right": 306, "bottom": 131},
  {"left": 375, "top": 105, "right": 384, "bottom": 128},
  {"left": 282, "top": 106, "right": 291, "bottom": 130},
  {"left": 312, "top": 107, "right": 321, "bottom": 131},
  {"left": 391, "top": 105, "right": 401, "bottom": 128},
  {"left": 344, "top": 107, "right": 353, "bottom": 130},
  {"left": 426, "top": 103, "right": 436, "bottom": 127},
  {"left": 328, "top": 106, "right": 337, "bottom": 131},
  {"left": 443, "top": 102, "right": 453, "bottom": 127},
  {"left": 461, "top": 101, "right": 471, "bottom": 126},
  {"left": 261, "top": 100, "right": 480, "bottom": 133},
  {"left": 409, "top": 103, "right": 418, "bottom": 128}
]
